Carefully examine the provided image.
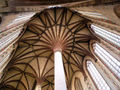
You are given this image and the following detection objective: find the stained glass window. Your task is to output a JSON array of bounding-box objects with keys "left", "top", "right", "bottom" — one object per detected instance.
[
  {"left": 94, "top": 43, "right": 120, "bottom": 78},
  {"left": 87, "top": 61, "right": 110, "bottom": 90},
  {"left": 0, "top": 29, "right": 21, "bottom": 50},
  {"left": 91, "top": 24, "right": 120, "bottom": 47}
]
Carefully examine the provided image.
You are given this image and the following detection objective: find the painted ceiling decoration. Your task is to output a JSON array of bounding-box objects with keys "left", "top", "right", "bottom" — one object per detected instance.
[{"left": 0, "top": 7, "right": 96, "bottom": 90}]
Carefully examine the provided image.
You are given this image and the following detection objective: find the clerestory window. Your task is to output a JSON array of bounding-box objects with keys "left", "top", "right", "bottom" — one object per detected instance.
[
  {"left": 87, "top": 61, "right": 110, "bottom": 90},
  {"left": 91, "top": 24, "right": 120, "bottom": 47},
  {"left": 93, "top": 43, "right": 120, "bottom": 79}
]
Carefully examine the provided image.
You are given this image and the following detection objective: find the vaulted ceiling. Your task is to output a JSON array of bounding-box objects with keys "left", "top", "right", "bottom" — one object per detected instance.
[{"left": 0, "top": 7, "right": 95, "bottom": 90}]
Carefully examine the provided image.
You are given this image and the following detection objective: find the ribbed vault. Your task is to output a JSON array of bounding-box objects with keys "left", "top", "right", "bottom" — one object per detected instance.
[{"left": 0, "top": 7, "right": 95, "bottom": 90}]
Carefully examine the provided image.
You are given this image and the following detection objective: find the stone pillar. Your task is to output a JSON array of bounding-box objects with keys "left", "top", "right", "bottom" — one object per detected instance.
[
  {"left": 35, "top": 83, "right": 41, "bottom": 90},
  {"left": 54, "top": 51, "right": 67, "bottom": 90}
]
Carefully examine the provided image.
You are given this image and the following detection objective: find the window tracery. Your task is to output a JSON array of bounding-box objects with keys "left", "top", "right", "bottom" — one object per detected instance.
[
  {"left": 87, "top": 60, "right": 110, "bottom": 90},
  {"left": 0, "top": 30, "right": 20, "bottom": 50},
  {"left": 93, "top": 43, "right": 120, "bottom": 79},
  {"left": 7, "top": 13, "right": 35, "bottom": 27},
  {"left": 91, "top": 24, "right": 120, "bottom": 47}
]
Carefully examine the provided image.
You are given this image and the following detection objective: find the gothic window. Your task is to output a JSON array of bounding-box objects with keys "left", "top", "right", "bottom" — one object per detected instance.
[
  {"left": 87, "top": 61, "right": 110, "bottom": 90},
  {"left": 0, "top": 45, "right": 13, "bottom": 68},
  {"left": 91, "top": 24, "right": 120, "bottom": 47},
  {"left": 0, "top": 29, "right": 21, "bottom": 71},
  {"left": 74, "top": 77, "right": 83, "bottom": 90},
  {"left": 7, "top": 13, "right": 35, "bottom": 27},
  {"left": 0, "top": 29, "right": 21, "bottom": 50},
  {"left": 93, "top": 43, "right": 120, "bottom": 78}
]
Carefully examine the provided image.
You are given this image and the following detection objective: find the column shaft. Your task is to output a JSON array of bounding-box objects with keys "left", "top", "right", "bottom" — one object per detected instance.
[
  {"left": 35, "top": 84, "right": 41, "bottom": 90},
  {"left": 54, "top": 51, "right": 67, "bottom": 90}
]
